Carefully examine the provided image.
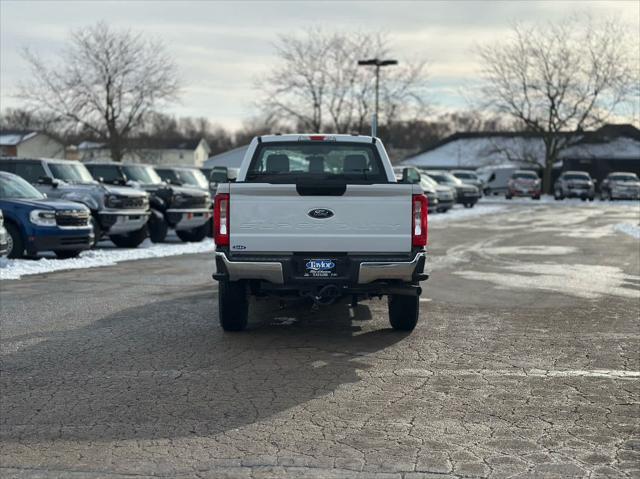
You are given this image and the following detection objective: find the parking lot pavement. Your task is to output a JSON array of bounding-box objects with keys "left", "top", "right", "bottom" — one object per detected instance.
[{"left": 1, "top": 203, "right": 639, "bottom": 478}]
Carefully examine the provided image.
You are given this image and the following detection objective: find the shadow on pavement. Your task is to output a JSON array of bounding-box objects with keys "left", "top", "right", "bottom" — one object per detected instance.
[{"left": 1, "top": 292, "right": 407, "bottom": 442}]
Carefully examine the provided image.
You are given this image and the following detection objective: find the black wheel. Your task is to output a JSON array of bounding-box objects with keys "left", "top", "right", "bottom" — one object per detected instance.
[
  {"left": 218, "top": 280, "right": 249, "bottom": 331},
  {"left": 588, "top": 196, "right": 594, "bottom": 202},
  {"left": 90, "top": 216, "right": 102, "bottom": 247},
  {"left": 109, "top": 225, "right": 148, "bottom": 248},
  {"left": 532, "top": 195, "right": 541, "bottom": 200},
  {"left": 149, "top": 215, "right": 168, "bottom": 243},
  {"left": 206, "top": 217, "right": 214, "bottom": 238},
  {"left": 5, "top": 222, "right": 24, "bottom": 259},
  {"left": 388, "top": 294, "right": 419, "bottom": 331},
  {"left": 554, "top": 191, "right": 563, "bottom": 200},
  {"left": 54, "top": 250, "right": 82, "bottom": 259},
  {"left": 463, "top": 202, "right": 474, "bottom": 208},
  {"left": 505, "top": 194, "right": 512, "bottom": 200},
  {"left": 176, "top": 222, "right": 208, "bottom": 242}
]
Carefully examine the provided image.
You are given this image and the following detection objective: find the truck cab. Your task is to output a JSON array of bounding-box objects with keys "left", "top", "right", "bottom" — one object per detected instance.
[{"left": 212, "top": 134, "right": 428, "bottom": 332}]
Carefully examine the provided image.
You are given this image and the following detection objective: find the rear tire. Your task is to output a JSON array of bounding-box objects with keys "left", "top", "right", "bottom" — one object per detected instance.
[
  {"left": 206, "top": 217, "right": 214, "bottom": 238},
  {"left": 505, "top": 194, "right": 512, "bottom": 200},
  {"left": 109, "top": 225, "right": 148, "bottom": 248},
  {"left": 149, "top": 215, "right": 168, "bottom": 243},
  {"left": 176, "top": 222, "right": 208, "bottom": 242},
  {"left": 5, "top": 222, "right": 24, "bottom": 259},
  {"left": 219, "top": 280, "right": 249, "bottom": 331},
  {"left": 388, "top": 294, "right": 419, "bottom": 331},
  {"left": 54, "top": 250, "right": 82, "bottom": 259},
  {"left": 532, "top": 195, "right": 541, "bottom": 200},
  {"left": 90, "top": 216, "right": 102, "bottom": 247}
]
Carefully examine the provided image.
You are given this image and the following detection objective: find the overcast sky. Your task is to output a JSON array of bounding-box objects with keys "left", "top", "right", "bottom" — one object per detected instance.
[{"left": 1, "top": 0, "right": 638, "bottom": 130}]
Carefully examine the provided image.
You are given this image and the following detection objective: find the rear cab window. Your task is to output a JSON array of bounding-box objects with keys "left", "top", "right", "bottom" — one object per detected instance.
[{"left": 244, "top": 142, "right": 389, "bottom": 184}]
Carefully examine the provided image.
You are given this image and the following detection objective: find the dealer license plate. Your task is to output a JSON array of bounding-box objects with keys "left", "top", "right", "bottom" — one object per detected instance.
[{"left": 304, "top": 259, "right": 337, "bottom": 278}]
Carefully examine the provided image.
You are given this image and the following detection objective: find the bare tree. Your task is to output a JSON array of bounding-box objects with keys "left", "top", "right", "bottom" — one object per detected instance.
[
  {"left": 258, "top": 29, "right": 429, "bottom": 134},
  {"left": 0, "top": 108, "right": 60, "bottom": 133},
  {"left": 477, "top": 16, "right": 638, "bottom": 192},
  {"left": 19, "top": 22, "right": 180, "bottom": 161}
]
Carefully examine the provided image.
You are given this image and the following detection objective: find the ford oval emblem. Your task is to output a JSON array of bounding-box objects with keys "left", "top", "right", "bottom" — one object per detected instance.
[{"left": 308, "top": 208, "right": 334, "bottom": 219}]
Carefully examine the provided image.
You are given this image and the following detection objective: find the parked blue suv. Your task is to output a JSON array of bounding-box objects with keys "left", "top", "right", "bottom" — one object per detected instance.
[{"left": 0, "top": 171, "right": 93, "bottom": 259}]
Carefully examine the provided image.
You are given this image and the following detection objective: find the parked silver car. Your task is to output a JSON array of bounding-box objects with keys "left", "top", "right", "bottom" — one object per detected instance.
[
  {"left": 554, "top": 171, "right": 595, "bottom": 201},
  {"left": 600, "top": 172, "right": 640, "bottom": 200},
  {"left": 423, "top": 170, "right": 480, "bottom": 208},
  {"left": 420, "top": 173, "right": 455, "bottom": 212},
  {"left": 451, "top": 170, "right": 484, "bottom": 194},
  {"left": 393, "top": 167, "right": 439, "bottom": 212}
]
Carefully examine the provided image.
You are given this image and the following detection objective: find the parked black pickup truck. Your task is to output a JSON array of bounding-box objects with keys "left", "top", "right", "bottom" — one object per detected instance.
[{"left": 86, "top": 162, "right": 212, "bottom": 243}]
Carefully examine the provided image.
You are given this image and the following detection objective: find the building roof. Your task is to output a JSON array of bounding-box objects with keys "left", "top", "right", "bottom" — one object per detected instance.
[
  {"left": 402, "top": 124, "right": 640, "bottom": 168},
  {"left": 204, "top": 144, "right": 249, "bottom": 169},
  {"left": 0, "top": 129, "right": 40, "bottom": 146},
  {"left": 403, "top": 135, "right": 547, "bottom": 168},
  {"left": 76, "top": 138, "right": 208, "bottom": 151}
]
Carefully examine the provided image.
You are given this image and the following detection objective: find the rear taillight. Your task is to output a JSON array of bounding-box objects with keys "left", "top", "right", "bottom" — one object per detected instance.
[
  {"left": 412, "top": 194, "right": 428, "bottom": 247},
  {"left": 214, "top": 193, "right": 229, "bottom": 246}
]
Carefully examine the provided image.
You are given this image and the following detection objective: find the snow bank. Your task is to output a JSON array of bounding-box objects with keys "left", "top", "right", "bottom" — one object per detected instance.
[
  {"left": 0, "top": 238, "right": 216, "bottom": 281},
  {"left": 614, "top": 223, "right": 640, "bottom": 239},
  {"left": 430, "top": 204, "right": 507, "bottom": 224},
  {"left": 484, "top": 195, "right": 640, "bottom": 208}
]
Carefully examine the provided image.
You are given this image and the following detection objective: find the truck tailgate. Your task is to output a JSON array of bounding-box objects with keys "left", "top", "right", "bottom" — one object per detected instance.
[{"left": 229, "top": 183, "right": 413, "bottom": 253}]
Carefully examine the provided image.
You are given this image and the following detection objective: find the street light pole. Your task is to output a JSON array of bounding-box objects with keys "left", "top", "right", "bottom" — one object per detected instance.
[{"left": 358, "top": 58, "right": 398, "bottom": 137}]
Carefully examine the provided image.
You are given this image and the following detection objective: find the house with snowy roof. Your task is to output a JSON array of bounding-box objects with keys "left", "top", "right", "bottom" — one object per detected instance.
[
  {"left": 74, "top": 138, "right": 211, "bottom": 167},
  {"left": 401, "top": 124, "right": 640, "bottom": 181},
  {"left": 0, "top": 130, "right": 65, "bottom": 159}
]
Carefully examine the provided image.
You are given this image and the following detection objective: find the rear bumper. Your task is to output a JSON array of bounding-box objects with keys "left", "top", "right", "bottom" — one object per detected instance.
[
  {"left": 564, "top": 189, "right": 593, "bottom": 198},
  {"left": 436, "top": 198, "right": 454, "bottom": 210},
  {"left": 213, "top": 251, "right": 427, "bottom": 285},
  {"left": 166, "top": 208, "right": 211, "bottom": 231},
  {"left": 27, "top": 228, "right": 93, "bottom": 253},
  {"left": 610, "top": 190, "right": 640, "bottom": 199},
  {"left": 99, "top": 210, "right": 150, "bottom": 234},
  {"left": 456, "top": 192, "right": 480, "bottom": 204},
  {"left": 508, "top": 188, "right": 540, "bottom": 197}
]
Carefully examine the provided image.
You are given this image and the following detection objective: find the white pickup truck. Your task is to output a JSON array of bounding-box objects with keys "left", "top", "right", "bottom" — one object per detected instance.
[{"left": 212, "top": 134, "right": 428, "bottom": 331}]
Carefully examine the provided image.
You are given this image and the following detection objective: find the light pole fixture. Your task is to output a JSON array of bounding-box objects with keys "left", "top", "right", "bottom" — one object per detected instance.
[{"left": 358, "top": 58, "right": 398, "bottom": 137}]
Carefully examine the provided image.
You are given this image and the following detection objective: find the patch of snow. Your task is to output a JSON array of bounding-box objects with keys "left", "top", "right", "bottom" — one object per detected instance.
[
  {"left": 455, "top": 263, "right": 639, "bottom": 299},
  {"left": 614, "top": 223, "right": 640, "bottom": 239},
  {"left": 429, "top": 204, "right": 507, "bottom": 224},
  {"left": 484, "top": 195, "right": 640, "bottom": 208},
  {"left": 482, "top": 246, "right": 577, "bottom": 256},
  {"left": 0, "top": 238, "right": 216, "bottom": 281}
]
